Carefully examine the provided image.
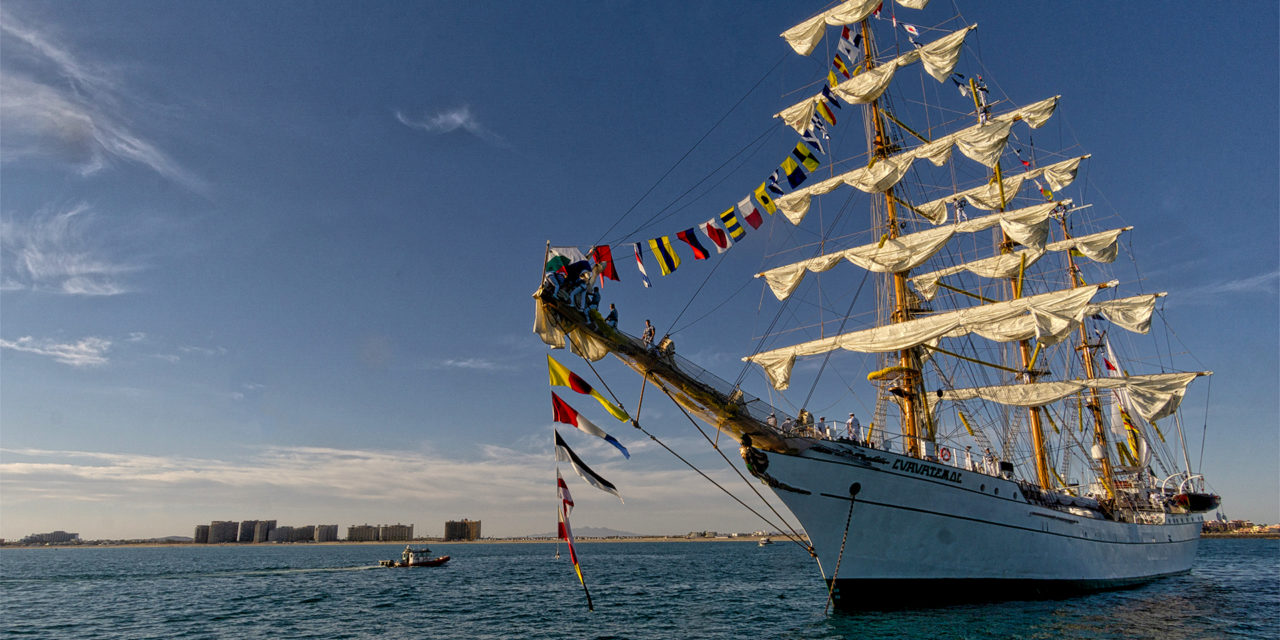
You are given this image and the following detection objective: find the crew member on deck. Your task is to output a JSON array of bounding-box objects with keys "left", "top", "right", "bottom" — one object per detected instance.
[{"left": 846, "top": 412, "right": 862, "bottom": 443}]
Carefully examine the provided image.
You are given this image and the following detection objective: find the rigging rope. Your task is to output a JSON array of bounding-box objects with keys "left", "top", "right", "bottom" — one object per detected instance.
[
  {"left": 659, "top": 386, "right": 814, "bottom": 554},
  {"left": 591, "top": 55, "right": 787, "bottom": 249}
]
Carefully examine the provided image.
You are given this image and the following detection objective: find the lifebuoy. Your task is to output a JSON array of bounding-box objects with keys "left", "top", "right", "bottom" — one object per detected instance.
[{"left": 939, "top": 447, "right": 952, "bottom": 462}]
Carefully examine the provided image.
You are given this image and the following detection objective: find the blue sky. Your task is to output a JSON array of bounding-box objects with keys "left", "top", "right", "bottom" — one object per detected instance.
[{"left": 1, "top": 2, "right": 1276, "bottom": 540}]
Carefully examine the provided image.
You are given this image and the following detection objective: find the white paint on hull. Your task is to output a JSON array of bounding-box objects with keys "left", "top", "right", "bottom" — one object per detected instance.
[{"left": 761, "top": 442, "right": 1201, "bottom": 583}]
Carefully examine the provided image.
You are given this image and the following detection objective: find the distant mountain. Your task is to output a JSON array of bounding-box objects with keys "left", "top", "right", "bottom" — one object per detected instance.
[
  {"left": 153, "top": 536, "right": 193, "bottom": 542},
  {"left": 526, "top": 526, "right": 641, "bottom": 538}
]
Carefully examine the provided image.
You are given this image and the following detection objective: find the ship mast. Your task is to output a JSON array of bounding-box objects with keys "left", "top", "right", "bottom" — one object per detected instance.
[
  {"left": 861, "top": 19, "right": 924, "bottom": 458},
  {"left": 966, "top": 78, "right": 1052, "bottom": 489},
  {"left": 1057, "top": 215, "right": 1118, "bottom": 500}
]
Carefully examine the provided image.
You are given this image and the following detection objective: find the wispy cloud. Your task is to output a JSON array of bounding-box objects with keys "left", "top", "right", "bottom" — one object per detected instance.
[
  {"left": 178, "top": 345, "right": 228, "bottom": 357},
  {"left": 420, "top": 357, "right": 516, "bottom": 371},
  {"left": 0, "top": 202, "right": 140, "bottom": 295},
  {"left": 0, "top": 335, "right": 112, "bottom": 367},
  {"left": 1171, "top": 268, "right": 1280, "bottom": 306},
  {"left": 0, "top": 8, "right": 204, "bottom": 191},
  {"left": 394, "top": 105, "right": 505, "bottom": 146}
]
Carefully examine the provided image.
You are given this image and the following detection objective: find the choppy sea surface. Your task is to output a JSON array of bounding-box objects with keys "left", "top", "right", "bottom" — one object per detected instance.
[{"left": 2, "top": 538, "right": 1275, "bottom": 639}]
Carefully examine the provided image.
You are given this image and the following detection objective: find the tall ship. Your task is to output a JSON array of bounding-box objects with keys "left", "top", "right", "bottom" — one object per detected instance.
[{"left": 534, "top": 0, "right": 1218, "bottom": 609}]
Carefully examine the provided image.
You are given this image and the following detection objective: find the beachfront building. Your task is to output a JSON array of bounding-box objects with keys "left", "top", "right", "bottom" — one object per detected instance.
[
  {"left": 444, "top": 519, "right": 481, "bottom": 541},
  {"left": 314, "top": 525, "right": 339, "bottom": 542},
  {"left": 253, "top": 520, "right": 276, "bottom": 543},
  {"left": 238, "top": 520, "right": 259, "bottom": 543},
  {"left": 193, "top": 525, "right": 210, "bottom": 544},
  {"left": 347, "top": 524, "right": 379, "bottom": 542},
  {"left": 379, "top": 524, "right": 413, "bottom": 542},
  {"left": 20, "top": 530, "right": 80, "bottom": 544},
  {"left": 267, "top": 526, "right": 294, "bottom": 543},
  {"left": 208, "top": 521, "right": 239, "bottom": 544}
]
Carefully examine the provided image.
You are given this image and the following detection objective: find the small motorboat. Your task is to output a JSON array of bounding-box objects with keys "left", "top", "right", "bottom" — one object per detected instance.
[
  {"left": 758, "top": 537, "right": 773, "bottom": 547},
  {"left": 380, "top": 545, "right": 451, "bottom": 568}
]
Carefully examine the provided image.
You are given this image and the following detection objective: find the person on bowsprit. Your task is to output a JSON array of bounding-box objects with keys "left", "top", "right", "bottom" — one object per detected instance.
[
  {"left": 570, "top": 272, "right": 592, "bottom": 310},
  {"left": 605, "top": 303, "right": 618, "bottom": 328},
  {"left": 846, "top": 412, "right": 862, "bottom": 443},
  {"left": 584, "top": 286, "right": 601, "bottom": 326},
  {"left": 766, "top": 413, "right": 777, "bottom": 429},
  {"left": 641, "top": 319, "right": 656, "bottom": 348},
  {"left": 543, "top": 270, "right": 567, "bottom": 301}
]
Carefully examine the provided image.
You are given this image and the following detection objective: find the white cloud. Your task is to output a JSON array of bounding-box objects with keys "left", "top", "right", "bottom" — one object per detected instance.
[
  {"left": 0, "top": 9, "right": 204, "bottom": 191},
  {"left": 394, "top": 105, "right": 505, "bottom": 145},
  {"left": 0, "top": 201, "right": 139, "bottom": 295},
  {"left": 0, "top": 335, "right": 112, "bottom": 367}
]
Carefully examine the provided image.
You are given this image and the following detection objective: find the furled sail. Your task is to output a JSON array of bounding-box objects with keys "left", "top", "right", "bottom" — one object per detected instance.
[
  {"left": 781, "top": 0, "right": 930, "bottom": 56},
  {"left": 745, "top": 285, "right": 1103, "bottom": 390},
  {"left": 775, "top": 97, "right": 1061, "bottom": 225},
  {"left": 758, "top": 201, "right": 1064, "bottom": 301},
  {"left": 938, "top": 371, "right": 1210, "bottom": 424},
  {"left": 1087, "top": 293, "right": 1163, "bottom": 334},
  {"left": 911, "top": 226, "right": 1130, "bottom": 300},
  {"left": 912, "top": 156, "right": 1089, "bottom": 224},
  {"left": 1047, "top": 227, "right": 1129, "bottom": 263},
  {"left": 775, "top": 26, "right": 975, "bottom": 132}
]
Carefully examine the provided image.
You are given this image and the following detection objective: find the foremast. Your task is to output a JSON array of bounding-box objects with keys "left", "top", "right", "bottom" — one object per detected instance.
[{"left": 860, "top": 20, "right": 926, "bottom": 457}]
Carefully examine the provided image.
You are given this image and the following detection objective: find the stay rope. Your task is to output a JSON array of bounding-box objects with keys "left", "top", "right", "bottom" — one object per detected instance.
[{"left": 579, "top": 358, "right": 814, "bottom": 556}]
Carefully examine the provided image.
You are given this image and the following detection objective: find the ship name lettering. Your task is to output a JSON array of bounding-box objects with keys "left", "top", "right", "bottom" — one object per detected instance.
[{"left": 891, "top": 459, "right": 962, "bottom": 484}]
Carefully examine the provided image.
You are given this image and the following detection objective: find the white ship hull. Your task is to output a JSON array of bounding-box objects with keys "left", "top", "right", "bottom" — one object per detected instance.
[{"left": 758, "top": 441, "right": 1202, "bottom": 608}]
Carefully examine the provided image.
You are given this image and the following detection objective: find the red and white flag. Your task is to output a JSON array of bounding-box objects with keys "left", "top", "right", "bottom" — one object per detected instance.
[
  {"left": 699, "top": 217, "right": 733, "bottom": 253},
  {"left": 737, "top": 197, "right": 764, "bottom": 230},
  {"left": 556, "top": 469, "right": 593, "bottom": 611}
]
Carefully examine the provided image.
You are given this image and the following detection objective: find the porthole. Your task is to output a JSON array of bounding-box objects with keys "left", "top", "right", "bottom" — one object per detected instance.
[
  {"left": 980, "top": 484, "right": 985, "bottom": 491},
  {"left": 994, "top": 488, "right": 1000, "bottom": 495}
]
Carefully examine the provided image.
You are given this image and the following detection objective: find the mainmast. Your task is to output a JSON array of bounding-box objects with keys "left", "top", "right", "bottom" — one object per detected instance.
[
  {"left": 861, "top": 19, "right": 925, "bottom": 458},
  {"left": 966, "top": 78, "right": 1052, "bottom": 489}
]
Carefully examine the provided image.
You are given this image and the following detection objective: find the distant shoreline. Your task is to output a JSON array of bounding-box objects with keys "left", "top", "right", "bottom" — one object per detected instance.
[
  {"left": 1199, "top": 532, "right": 1280, "bottom": 539},
  {"left": 0, "top": 536, "right": 780, "bottom": 550},
  {"left": 8, "top": 532, "right": 1274, "bottom": 549}
]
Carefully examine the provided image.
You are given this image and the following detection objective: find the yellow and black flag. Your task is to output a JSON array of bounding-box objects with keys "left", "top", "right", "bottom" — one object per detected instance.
[
  {"left": 754, "top": 182, "right": 777, "bottom": 214},
  {"left": 648, "top": 236, "right": 680, "bottom": 275},
  {"left": 793, "top": 142, "right": 821, "bottom": 171}
]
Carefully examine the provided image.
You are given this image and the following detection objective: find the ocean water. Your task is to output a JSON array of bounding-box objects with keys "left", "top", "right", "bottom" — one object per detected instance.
[{"left": 1, "top": 538, "right": 1275, "bottom": 639}]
